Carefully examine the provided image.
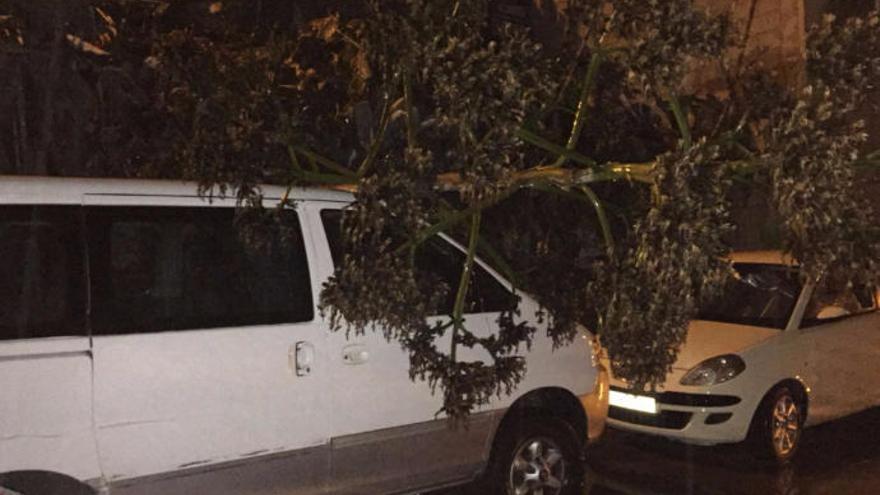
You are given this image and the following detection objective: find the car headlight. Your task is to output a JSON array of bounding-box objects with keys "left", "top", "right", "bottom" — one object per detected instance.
[{"left": 680, "top": 354, "right": 746, "bottom": 386}]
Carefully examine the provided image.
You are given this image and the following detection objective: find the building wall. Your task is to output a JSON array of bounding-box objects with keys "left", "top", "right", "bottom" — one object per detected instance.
[
  {"left": 805, "top": 0, "right": 880, "bottom": 151},
  {"left": 702, "top": 0, "right": 879, "bottom": 249},
  {"left": 686, "top": 0, "right": 806, "bottom": 94},
  {"left": 713, "top": 0, "right": 804, "bottom": 74}
]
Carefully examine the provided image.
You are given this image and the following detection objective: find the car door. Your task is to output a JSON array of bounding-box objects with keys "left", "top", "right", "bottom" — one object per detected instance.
[
  {"left": 0, "top": 205, "right": 101, "bottom": 483},
  {"left": 800, "top": 280, "right": 880, "bottom": 424},
  {"left": 310, "top": 205, "right": 514, "bottom": 494},
  {"left": 84, "top": 195, "right": 330, "bottom": 494}
]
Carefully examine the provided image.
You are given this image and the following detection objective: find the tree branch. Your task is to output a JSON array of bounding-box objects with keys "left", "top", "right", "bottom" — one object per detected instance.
[
  {"left": 357, "top": 96, "right": 392, "bottom": 178},
  {"left": 517, "top": 128, "right": 597, "bottom": 167},
  {"left": 668, "top": 94, "right": 692, "bottom": 149},
  {"left": 404, "top": 70, "right": 417, "bottom": 148},
  {"left": 450, "top": 211, "right": 481, "bottom": 364},
  {"left": 292, "top": 145, "right": 357, "bottom": 178},
  {"left": 552, "top": 51, "right": 604, "bottom": 168}
]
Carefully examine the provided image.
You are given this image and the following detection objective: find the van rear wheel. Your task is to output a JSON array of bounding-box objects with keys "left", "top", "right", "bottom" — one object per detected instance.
[
  {"left": 0, "top": 471, "right": 95, "bottom": 495},
  {"left": 486, "top": 417, "right": 582, "bottom": 495}
]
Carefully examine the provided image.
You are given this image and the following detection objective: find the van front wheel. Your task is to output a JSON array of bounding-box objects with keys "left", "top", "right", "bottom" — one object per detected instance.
[{"left": 487, "top": 417, "right": 582, "bottom": 495}]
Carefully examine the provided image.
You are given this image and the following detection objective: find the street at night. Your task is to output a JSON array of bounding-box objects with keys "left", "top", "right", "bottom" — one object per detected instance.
[
  {"left": 587, "top": 406, "right": 880, "bottom": 495},
  {"left": 440, "top": 409, "right": 880, "bottom": 495},
  {"left": 435, "top": 406, "right": 880, "bottom": 495}
]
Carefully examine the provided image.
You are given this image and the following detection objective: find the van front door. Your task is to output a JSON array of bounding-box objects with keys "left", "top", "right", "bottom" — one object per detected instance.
[
  {"left": 312, "top": 207, "right": 516, "bottom": 493},
  {"left": 83, "top": 197, "right": 330, "bottom": 494}
]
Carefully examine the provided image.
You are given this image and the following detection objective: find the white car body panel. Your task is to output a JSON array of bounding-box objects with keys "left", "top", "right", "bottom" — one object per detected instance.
[
  {"left": 799, "top": 311, "right": 880, "bottom": 424},
  {"left": 673, "top": 320, "right": 779, "bottom": 370},
  {"left": 82, "top": 193, "right": 331, "bottom": 489},
  {"left": 0, "top": 177, "right": 602, "bottom": 494},
  {"left": 0, "top": 338, "right": 100, "bottom": 481},
  {"left": 90, "top": 326, "right": 331, "bottom": 485},
  {"left": 605, "top": 321, "right": 793, "bottom": 445},
  {"left": 301, "top": 201, "right": 597, "bottom": 491},
  {"left": 302, "top": 200, "right": 595, "bottom": 436},
  {"left": 607, "top": 253, "right": 880, "bottom": 446}
]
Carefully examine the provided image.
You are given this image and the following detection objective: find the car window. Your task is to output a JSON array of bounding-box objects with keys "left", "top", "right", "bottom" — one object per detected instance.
[
  {"left": 87, "top": 206, "right": 313, "bottom": 334},
  {"left": 853, "top": 284, "right": 877, "bottom": 310},
  {"left": 802, "top": 278, "right": 875, "bottom": 327},
  {"left": 0, "top": 206, "right": 86, "bottom": 341},
  {"left": 698, "top": 263, "right": 801, "bottom": 329},
  {"left": 320, "top": 209, "right": 516, "bottom": 315}
]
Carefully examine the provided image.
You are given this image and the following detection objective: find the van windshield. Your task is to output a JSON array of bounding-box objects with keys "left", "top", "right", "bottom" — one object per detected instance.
[{"left": 697, "top": 263, "right": 802, "bottom": 329}]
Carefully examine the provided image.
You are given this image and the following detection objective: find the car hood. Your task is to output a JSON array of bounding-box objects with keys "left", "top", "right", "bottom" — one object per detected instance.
[{"left": 672, "top": 320, "right": 779, "bottom": 370}]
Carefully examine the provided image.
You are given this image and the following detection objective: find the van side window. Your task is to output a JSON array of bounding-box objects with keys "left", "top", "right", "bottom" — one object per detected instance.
[
  {"left": 0, "top": 206, "right": 86, "bottom": 341},
  {"left": 87, "top": 207, "right": 313, "bottom": 335},
  {"left": 415, "top": 236, "right": 518, "bottom": 315},
  {"left": 320, "top": 209, "right": 516, "bottom": 315}
]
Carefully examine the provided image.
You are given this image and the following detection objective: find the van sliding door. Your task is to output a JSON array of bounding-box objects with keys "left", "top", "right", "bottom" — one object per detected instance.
[
  {"left": 0, "top": 205, "right": 101, "bottom": 483},
  {"left": 83, "top": 197, "right": 330, "bottom": 495}
]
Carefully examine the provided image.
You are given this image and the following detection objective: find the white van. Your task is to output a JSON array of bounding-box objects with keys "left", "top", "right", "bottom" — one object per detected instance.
[{"left": 0, "top": 177, "right": 607, "bottom": 495}]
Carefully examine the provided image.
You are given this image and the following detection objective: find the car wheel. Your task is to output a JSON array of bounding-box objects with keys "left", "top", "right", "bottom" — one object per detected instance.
[
  {"left": 486, "top": 417, "right": 582, "bottom": 495},
  {"left": 750, "top": 386, "right": 804, "bottom": 464},
  {"left": 0, "top": 471, "right": 95, "bottom": 495}
]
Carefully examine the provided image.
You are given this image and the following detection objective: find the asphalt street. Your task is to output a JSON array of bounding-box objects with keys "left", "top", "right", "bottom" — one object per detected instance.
[
  {"left": 434, "top": 406, "right": 880, "bottom": 494},
  {"left": 586, "top": 406, "right": 880, "bottom": 495}
]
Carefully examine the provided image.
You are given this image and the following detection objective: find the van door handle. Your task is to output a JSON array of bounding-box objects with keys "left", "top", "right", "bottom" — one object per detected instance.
[
  {"left": 342, "top": 344, "right": 369, "bottom": 365},
  {"left": 292, "top": 341, "right": 314, "bottom": 376}
]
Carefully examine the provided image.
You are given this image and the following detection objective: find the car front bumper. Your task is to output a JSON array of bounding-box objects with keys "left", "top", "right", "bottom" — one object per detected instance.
[{"left": 605, "top": 385, "right": 758, "bottom": 445}]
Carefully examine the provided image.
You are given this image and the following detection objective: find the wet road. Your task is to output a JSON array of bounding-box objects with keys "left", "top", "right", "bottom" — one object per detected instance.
[
  {"left": 587, "top": 406, "right": 880, "bottom": 495},
  {"left": 434, "top": 406, "right": 880, "bottom": 494}
]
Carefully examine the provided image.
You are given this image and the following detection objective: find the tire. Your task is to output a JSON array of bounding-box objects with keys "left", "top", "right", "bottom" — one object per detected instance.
[
  {"left": 0, "top": 471, "right": 94, "bottom": 495},
  {"left": 748, "top": 386, "right": 804, "bottom": 465},
  {"left": 484, "top": 416, "right": 583, "bottom": 495}
]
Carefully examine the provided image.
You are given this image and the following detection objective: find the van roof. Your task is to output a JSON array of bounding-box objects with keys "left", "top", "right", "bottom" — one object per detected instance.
[
  {"left": 0, "top": 175, "right": 354, "bottom": 204},
  {"left": 728, "top": 250, "right": 797, "bottom": 266}
]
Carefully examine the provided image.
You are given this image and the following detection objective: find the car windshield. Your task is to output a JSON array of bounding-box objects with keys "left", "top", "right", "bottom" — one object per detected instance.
[{"left": 697, "top": 263, "right": 802, "bottom": 329}]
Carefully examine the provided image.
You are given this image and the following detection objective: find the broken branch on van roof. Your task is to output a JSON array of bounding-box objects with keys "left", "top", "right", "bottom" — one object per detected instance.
[{"left": 3, "top": 0, "right": 880, "bottom": 421}]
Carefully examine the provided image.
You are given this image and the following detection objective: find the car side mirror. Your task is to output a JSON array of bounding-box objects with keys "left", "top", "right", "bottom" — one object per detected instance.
[{"left": 816, "top": 305, "right": 850, "bottom": 320}]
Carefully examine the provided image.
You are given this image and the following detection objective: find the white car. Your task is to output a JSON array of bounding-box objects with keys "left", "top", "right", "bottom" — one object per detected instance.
[
  {"left": 605, "top": 251, "right": 880, "bottom": 463},
  {"left": 0, "top": 176, "right": 607, "bottom": 495}
]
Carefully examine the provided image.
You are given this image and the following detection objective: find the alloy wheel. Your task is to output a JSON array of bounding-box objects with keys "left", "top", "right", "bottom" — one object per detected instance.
[
  {"left": 771, "top": 395, "right": 800, "bottom": 458},
  {"left": 508, "top": 436, "right": 567, "bottom": 495}
]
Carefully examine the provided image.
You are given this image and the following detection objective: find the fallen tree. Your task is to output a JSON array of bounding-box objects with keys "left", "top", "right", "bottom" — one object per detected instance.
[{"left": 2, "top": 0, "right": 879, "bottom": 420}]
